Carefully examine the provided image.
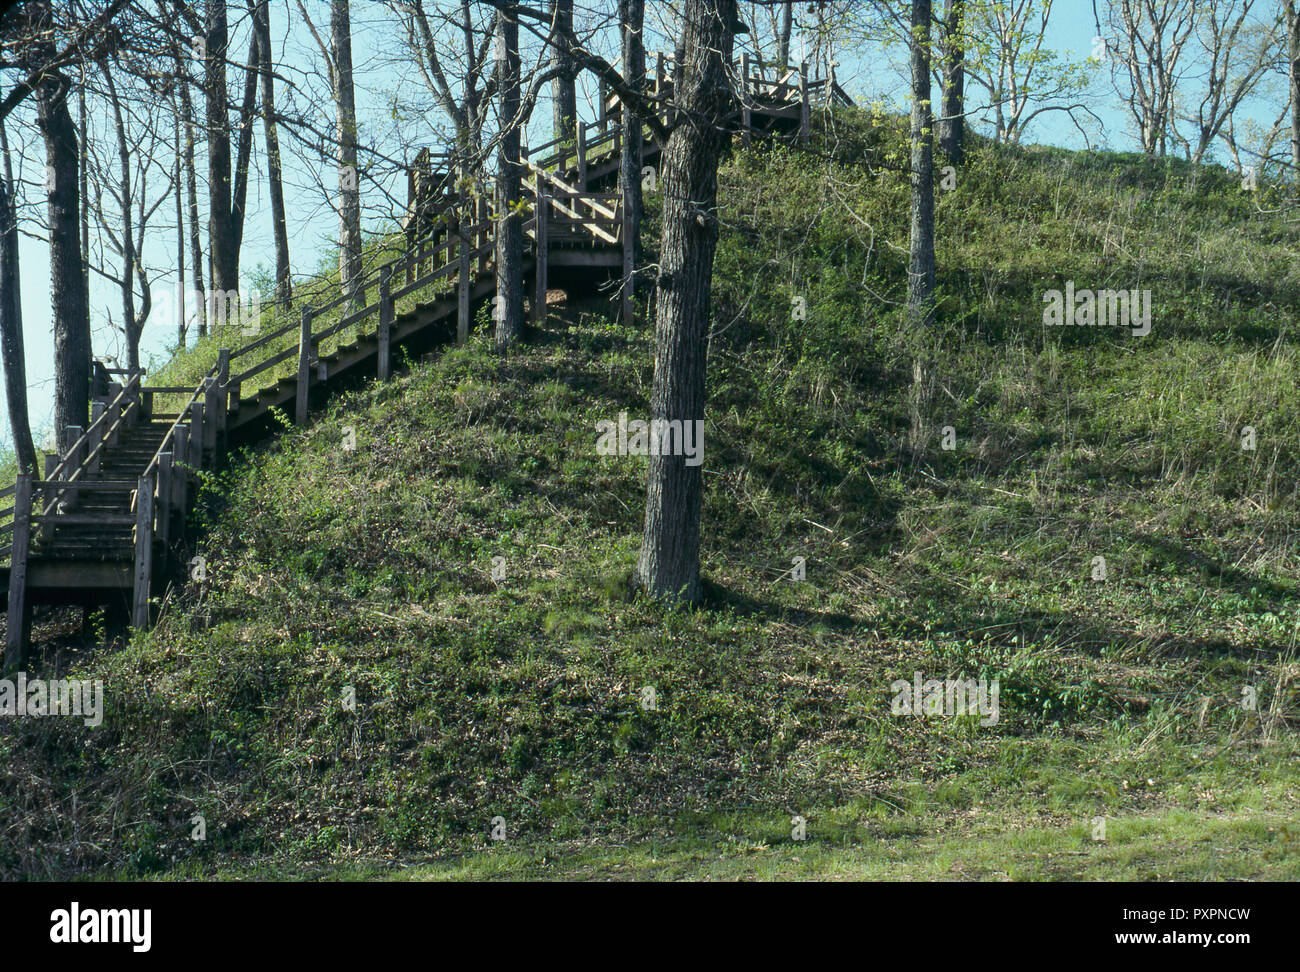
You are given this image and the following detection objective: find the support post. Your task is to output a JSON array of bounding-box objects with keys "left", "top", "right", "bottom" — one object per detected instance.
[
  {"left": 478, "top": 194, "right": 490, "bottom": 273},
  {"left": 4, "top": 475, "right": 32, "bottom": 673},
  {"left": 189, "top": 402, "right": 205, "bottom": 472},
  {"left": 203, "top": 377, "right": 219, "bottom": 459},
  {"left": 575, "top": 125, "right": 586, "bottom": 187},
  {"left": 533, "top": 182, "right": 548, "bottom": 325},
  {"left": 157, "top": 451, "right": 173, "bottom": 547},
  {"left": 799, "top": 59, "right": 811, "bottom": 140},
  {"left": 458, "top": 204, "right": 471, "bottom": 344},
  {"left": 131, "top": 476, "right": 154, "bottom": 630},
  {"left": 296, "top": 306, "right": 313, "bottom": 425},
  {"left": 65, "top": 425, "right": 83, "bottom": 470},
  {"left": 89, "top": 403, "right": 105, "bottom": 474},
  {"left": 173, "top": 425, "right": 190, "bottom": 510},
  {"left": 378, "top": 265, "right": 393, "bottom": 380}
]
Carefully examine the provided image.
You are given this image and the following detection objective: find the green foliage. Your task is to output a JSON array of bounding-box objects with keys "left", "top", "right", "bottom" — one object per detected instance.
[{"left": 2, "top": 109, "right": 1298, "bottom": 879}]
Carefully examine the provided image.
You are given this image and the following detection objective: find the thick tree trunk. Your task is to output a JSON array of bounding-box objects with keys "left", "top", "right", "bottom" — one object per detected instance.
[
  {"left": 1289, "top": 1, "right": 1300, "bottom": 175},
  {"left": 907, "top": 0, "right": 936, "bottom": 329},
  {"left": 494, "top": 6, "right": 524, "bottom": 349},
  {"left": 777, "top": 1, "right": 793, "bottom": 67},
  {"left": 332, "top": 0, "right": 362, "bottom": 305},
  {"left": 0, "top": 125, "right": 37, "bottom": 477},
  {"left": 633, "top": 0, "right": 738, "bottom": 604},
  {"left": 938, "top": 0, "right": 965, "bottom": 164},
  {"left": 619, "top": 0, "right": 645, "bottom": 325},
  {"left": 231, "top": 22, "right": 260, "bottom": 266},
  {"left": 35, "top": 72, "right": 91, "bottom": 451},
  {"left": 255, "top": 0, "right": 291, "bottom": 306},
  {"left": 550, "top": 0, "right": 577, "bottom": 143},
  {"left": 206, "top": 0, "right": 237, "bottom": 311}
]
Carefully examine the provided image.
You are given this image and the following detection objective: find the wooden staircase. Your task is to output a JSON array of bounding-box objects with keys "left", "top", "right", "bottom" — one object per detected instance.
[{"left": 0, "top": 54, "right": 848, "bottom": 668}]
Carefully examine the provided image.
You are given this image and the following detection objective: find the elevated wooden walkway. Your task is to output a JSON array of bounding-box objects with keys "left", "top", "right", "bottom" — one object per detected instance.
[{"left": 0, "top": 55, "right": 850, "bottom": 667}]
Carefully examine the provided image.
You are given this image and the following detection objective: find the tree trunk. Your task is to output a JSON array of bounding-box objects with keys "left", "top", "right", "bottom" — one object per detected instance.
[
  {"left": 938, "top": 0, "right": 965, "bottom": 164},
  {"left": 550, "top": 0, "right": 576, "bottom": 143},
  {"left": 1289, "top": 1, "right": 1300, "bottom": 175},
  {"left": 176, "top": 73, "right": 207, "bottom": 336},
  {"left": 907, "top": 0, "right": 936, "bottom": 329},
  {"left": 231, "top": 21, "right": 260, "bottom": 266},
  {"left": 35, "top": 68, "right": 91, "bottom": 451},
  {"left": 332, "top": 0, "right": 362, "bottom": 305},
  {"left": 255, "top": 0, "right": 291, "bottom": 306},
  {"left": 104, "top": 67, "right": 141, "bottom": 369},
  {"left": 0, "top": 123, "right": 37, "bottom": 477},
  {"left": 174, "top": 110, "right": 187, "bottom": 351},
  {"left": 619, "top": 0, "right": 645, "bottom": 325},
  {"left": 494, "top": 6, "right": 524, "bottom": 349},
  {"left": 777, "top": 1, "right": 793, "bottom": 67},
  {"left": 206, "top": 0, "right": 237, "bottom": 313},
  {"left": 633, "top": 0, "right": 738, "bottom": 604}
]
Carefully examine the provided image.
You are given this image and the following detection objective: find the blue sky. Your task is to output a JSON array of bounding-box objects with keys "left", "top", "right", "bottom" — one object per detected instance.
[{"left": 2, "top": 0, "right": 1290, "bottom": 450}]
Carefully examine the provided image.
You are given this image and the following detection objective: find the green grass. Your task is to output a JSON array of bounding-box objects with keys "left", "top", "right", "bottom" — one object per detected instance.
[{"left": 2, "top": 111, "right": 1297, "bottom": 881}]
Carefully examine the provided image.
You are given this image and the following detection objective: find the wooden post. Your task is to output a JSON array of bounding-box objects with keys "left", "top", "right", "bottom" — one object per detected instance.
[
  {"left": 799, "top": 59, "right": 811, "bottom": 140},
  {"left": 157, "top": 451, "right": 173, "bottom": 547},
  {"left": 458, "top": 204, "right": 471, "bottom": 344},
  {"left": 296, "top": 306, "right": 313, "bottom": 425},
  {"left": 189, "top": 402, "right": 204, "bottom": 472},
  {"left": 65, "top": 425, "right": 83, "bottom": 470},
  {"left": 378, "top": 265, "right": 393, "bottom": 380},
  {"left": 598, "top": 78, "right": 608, "bottom": 129},
  {"left": 533, "top": 182, "right": 548, "bottom": 325},
  {"left": 4, "top": 475, "right": 32, "bottom": 672},
  {"left": 741, "top": 52, "right": 752, "bottom": 146},
  {"left": 131, "top": 475, "right": 154, "bottom": 630},
  {"left": 216, "top": 349, "right": 231, "bottom": 453},
  {"left": 89, "top": 403, "right": 105, "bottom": 474},
  {"left": 575, "top": 124, "right": 587, "bottom": 187},
  {"left": 203, "top": 377, "right": 219, "bottom": 459},
  {"left": 173, "top": 425, "right": 190, "bottom": 510},
  {"left": 478, "top": 194, "right": 490, "bottom": 273}
]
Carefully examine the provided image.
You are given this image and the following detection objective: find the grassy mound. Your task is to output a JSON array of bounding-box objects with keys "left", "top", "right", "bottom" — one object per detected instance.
[{"left": 2, "top": 111, "right": 1298, "bottom": 879}]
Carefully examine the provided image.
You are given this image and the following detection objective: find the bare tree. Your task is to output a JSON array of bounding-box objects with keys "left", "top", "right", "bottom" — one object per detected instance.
[
  {"left": 299, "top": 0, "right": 364, "bottom": 304},
  {"left": 550, "top": 0, "right": 577, "bottom": 141},
  {"left": 1105, "top": 0, "right": 1197, "bottom": 156},
  {"left": 386, "top": 0, "right": 495, "bottom": 159},
  {"left": 253, "top": 0, "right": 291, "bottom": 306},
  {"left": 962, "top": 0, "right": 1094, "bottom": 146},
  {"left": 205, "top": 0, "right": 239, "bottom": 309},
  {"left": 24, "top": 1, "right": 93, "bottom": 449},
  {"left": 0, "top": 118, "right": 37, "bottom": 476},
  {"left": 1179, "top": 0, "right": 1280, "bottom": 165}
]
